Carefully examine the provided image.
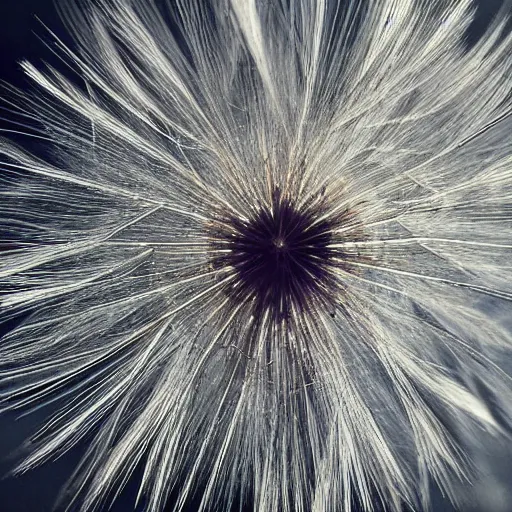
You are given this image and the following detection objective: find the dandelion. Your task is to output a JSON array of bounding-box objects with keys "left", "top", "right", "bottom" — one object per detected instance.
[{"left": 1, "top": 0, "right": 512, "bottom": 510}]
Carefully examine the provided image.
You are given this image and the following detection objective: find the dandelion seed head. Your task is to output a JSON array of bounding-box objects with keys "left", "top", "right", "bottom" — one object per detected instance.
[{"left": 0, "top": 0, "right": 512, "bottom": 511}]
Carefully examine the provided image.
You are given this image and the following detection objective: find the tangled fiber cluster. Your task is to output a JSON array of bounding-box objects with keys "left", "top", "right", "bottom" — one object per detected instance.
[{"left": 1, "top": 0, "right": 512, "bottom": 511}]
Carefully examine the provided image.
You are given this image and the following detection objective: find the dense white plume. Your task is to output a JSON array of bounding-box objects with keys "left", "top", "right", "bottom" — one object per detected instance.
[{"left": 1, "top": 1, "right": 512, "bottom": 511}]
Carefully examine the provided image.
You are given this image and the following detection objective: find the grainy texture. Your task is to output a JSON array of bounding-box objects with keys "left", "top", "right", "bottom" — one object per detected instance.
[{"left": 1, "top": 1, "right": 511, "bottom": 511}]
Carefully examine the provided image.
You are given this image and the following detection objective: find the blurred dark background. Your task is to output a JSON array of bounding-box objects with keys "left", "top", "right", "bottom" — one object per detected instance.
[{"left": 0, "top": 0, "right": 510, "bottom": 511}]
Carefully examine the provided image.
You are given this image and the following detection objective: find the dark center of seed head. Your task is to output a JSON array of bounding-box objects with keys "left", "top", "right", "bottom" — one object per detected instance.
[{"left": 208, "top": 189, "right": 341, "bottom": 321}]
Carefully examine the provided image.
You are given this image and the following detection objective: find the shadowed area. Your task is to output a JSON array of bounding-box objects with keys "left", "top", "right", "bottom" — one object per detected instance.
[{"left": 207, "top": 188, "right": 348, "bottom": 322}]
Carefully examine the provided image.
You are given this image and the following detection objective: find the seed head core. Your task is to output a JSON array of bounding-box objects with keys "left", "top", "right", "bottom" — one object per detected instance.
[{"left": 207, "top": 187, "right": 360, "bottom": 322}]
